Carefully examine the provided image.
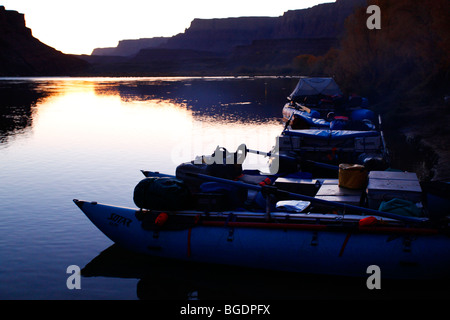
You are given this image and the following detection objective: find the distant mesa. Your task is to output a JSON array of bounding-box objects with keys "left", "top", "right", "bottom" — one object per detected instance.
[
  {"left": 92, "top": 0, "right": 367, "bottom": 56},
  {"left": 91, "top": 37, "right": 170, "bottom": 56},
  {"left": 162, "top": 16, "right": 279, "bottom": 53},
  {"left": 84, "top": 0, "right": 367, "bottom": 75}
]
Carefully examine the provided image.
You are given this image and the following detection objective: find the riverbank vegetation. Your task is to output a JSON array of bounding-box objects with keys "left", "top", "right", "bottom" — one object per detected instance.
[{"left": 294, "top": 0, "right": 449, "bottom": 180}]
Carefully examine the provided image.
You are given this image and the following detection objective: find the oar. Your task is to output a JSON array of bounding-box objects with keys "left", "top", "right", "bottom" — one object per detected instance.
[
  {"left": 246, "top": 148, "right": 271, "bottom": 157},
  {"left": 302, "top": 160, "right": 339, "bottom": 172},
  {"left": 282, "top": 111, "right": 295, "bottom": 133},
  {"left": 245, "top": 147, "right": 297, "bottom": 162},
  {"left": 185, "top": 172, "right": 427, "bottom": 224},
  {"left": 245, "top": 147, "right": 339, "bottom": 172}
]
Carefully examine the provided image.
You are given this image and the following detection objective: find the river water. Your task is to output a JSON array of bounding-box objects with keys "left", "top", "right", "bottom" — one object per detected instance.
[{"left": 0, "top": 77, "right": 446, "bottom": 301}]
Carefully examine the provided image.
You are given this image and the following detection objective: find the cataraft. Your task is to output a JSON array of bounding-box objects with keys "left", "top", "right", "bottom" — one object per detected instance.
[
  {"left": 74, "top": 145, "right": 450, "bottom": 280},
  {"left": 275, "top": 77, "right": 388, "bottom": 176}
]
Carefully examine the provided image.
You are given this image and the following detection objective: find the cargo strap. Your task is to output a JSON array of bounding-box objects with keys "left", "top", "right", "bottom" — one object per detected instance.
[
  {"left": 339, "top": 233, "right": 352, "bottom": 257},
  {"left": 226, "top": 214, "right": 237, "bottom": 242},
  {"left": 339, "top": 217, "right": 378, "bottom": 256}
]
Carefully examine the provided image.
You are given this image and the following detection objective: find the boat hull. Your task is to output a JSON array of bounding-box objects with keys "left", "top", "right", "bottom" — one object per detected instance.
[{"left": 74, "top": 200, "right": 450, "bottom": 280}]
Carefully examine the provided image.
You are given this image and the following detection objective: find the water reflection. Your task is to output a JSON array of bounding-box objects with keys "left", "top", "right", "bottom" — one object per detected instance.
[
  {"left": 91, "top": 77, "right": 295, "bottom": 124},
  {"left": 0, "top": 77, "right": 291, "bottom": 172},
  {"left": 82, "top": 244, "right": 449, "bottom": 300},
  {"left": 0, "top": 81, "right": 46, "bottom": 144}
]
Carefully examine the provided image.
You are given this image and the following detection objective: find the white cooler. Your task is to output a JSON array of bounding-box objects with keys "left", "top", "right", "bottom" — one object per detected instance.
[{"left": 366, "top": 171, "right": 422, "bottom": 209}]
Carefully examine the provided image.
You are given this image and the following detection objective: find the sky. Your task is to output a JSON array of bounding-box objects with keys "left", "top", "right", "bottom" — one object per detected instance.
[{"left": 2, "top": 0, "right": 330, "bottom": 55}]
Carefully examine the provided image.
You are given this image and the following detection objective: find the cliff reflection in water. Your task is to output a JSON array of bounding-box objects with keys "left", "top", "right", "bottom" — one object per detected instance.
[
  {"left": 0, "top": 81, "right": 46, "bottom": 144},
  {"left": 92, "top": 77, "right": 296, "bottom": 124}
]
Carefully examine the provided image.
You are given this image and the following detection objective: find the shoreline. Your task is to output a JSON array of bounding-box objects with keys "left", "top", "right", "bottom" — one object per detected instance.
[
  {"left": 401, "top": 129, "right": 450, "bottom": 182},
  {"left": 381, "top": 99, "right": 450, "bottom": 182}
]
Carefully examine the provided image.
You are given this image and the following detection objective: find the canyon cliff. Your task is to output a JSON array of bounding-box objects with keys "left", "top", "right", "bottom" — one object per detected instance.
[
  {"left": 92, "top": 37, "right": 170, "bottom": 56},
  {"left": 86, "top": 0, "right": 367, "bottom": 75},
  {"left": 1, "top": 0, "right": 369, "bottom": 76},
  {"left": 93, "top": 0, "right": 366, "bottom": 56},
  {"left": 0, "top": 6, "right": 88, "bottom": 76},
  {"left": 162, "top": 0, "right": 366, "bottom": 53}
]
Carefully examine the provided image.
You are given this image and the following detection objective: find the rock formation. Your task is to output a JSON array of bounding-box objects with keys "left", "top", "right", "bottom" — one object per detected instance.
[
  {"left": 159, "top": 0, "right": 366, "bottom": 53},
  {"left": 1, "top": 0, "right": 369, "bottom": 76},
  {"left": 92, "top": 37, "right": 170, "bottom": 56},
  {"left": 91, "top": 0, "right": 367, "bottom": 56},
  {"left": 0, "top": 6, "right": 88, "bottom": 76}
]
